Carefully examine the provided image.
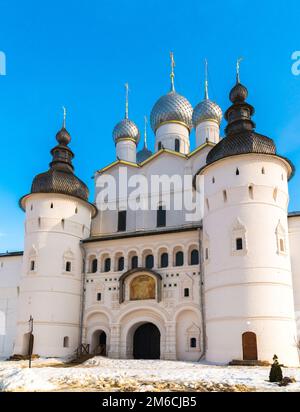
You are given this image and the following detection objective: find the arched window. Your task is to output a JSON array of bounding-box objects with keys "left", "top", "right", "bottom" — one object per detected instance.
[
  {"left": 190, "top": 249, "right": 199, "bottom": 265},
  {"left": 158, "top": 141, "right": 162, "bottom": 150},
  {"left": 118, "top": 256, "right": 124, "bottom": 271},
  {"left": 175, "top": 138, "right": 180, "bottom": 152},
  {"left": 160, "top": 253, "right": 168, "bottom": 268},
  {"left": 175, "top": 251, "right": 184, "bottom": 266},
  {"left": 104, "top": 258, "right": 111, "bottom": 272},
  {"left": 63, "top": 336, "right": 69, "bottom": 348},
  {"left": 190, "top": 337, "right": 196, "bottom": 348},
  {"left": 92, "top": 258, "right": 98, "bottom": 273},
  {"left": 157, "top": 204, "right": 166, "bottom": 227},
  {"left": 131, "top": 255, "right": 138, "bottom": 269},
  {"left": 249, "top": 185, "right": 254, "bottom": 199},
  {"left": 145, "top": 254, "right": 154, "bottom": 269},
  {"left": 236, "top": 168, "right": 239, "bottom": 175}
]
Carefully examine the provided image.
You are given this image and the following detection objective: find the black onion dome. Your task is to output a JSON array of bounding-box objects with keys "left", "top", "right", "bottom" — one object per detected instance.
[
  {"left": 56, "top": 127, "right": 71, "bottom": 145},
  {"left": 229, "top": 82, "right": 248, "bottom": 103},
  {"left": 28, "top": 125, "right": 89, "bottom": 202},
  {"left": 206, "top": 80, "right": 276, "bottom": 165}
]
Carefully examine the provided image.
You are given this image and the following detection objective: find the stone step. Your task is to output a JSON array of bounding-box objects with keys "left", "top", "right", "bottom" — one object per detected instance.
[{"left": 229, "top": 359, "right": 270, "bottom": 366}]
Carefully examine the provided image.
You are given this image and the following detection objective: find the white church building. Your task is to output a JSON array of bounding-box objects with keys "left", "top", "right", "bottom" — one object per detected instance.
[{"left": 1, "top": 56, "right": 300, "bottom": 366}]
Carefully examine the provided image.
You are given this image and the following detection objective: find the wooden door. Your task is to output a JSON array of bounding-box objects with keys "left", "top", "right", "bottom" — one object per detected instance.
[{"left": 242, "top": 332, "right": 258, "bottom": 360}]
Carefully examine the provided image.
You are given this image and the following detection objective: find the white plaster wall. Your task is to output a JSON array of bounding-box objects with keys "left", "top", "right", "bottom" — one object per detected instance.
[
  {"left": 288, "top": 215, "right": 300, "bottom": 341},
  {"left": 195, "top": 120, "right": 220, "bottom": 146},
  {"left": 155, "top": 123, "right": 190, "bottom": 154},
  {"left": 116, "top": 140, "right": 136, "bottom": 163},
  {"left": 92, "top": 147, "right": 209, "bottom": 236},
  {"left": 14, "top": 193, "right": 93, "bottom": 358},
  {"left": 202, "top": 154, "right": 299, "bottom": 366},
  {"left": 0, "top": 255, "right": 22, "bottom": 358}
]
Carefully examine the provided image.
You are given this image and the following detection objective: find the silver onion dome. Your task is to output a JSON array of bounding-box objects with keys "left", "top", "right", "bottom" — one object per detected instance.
[
  {"left": 192, "top": 99, "right": 223, "bottom": 127},
  {"left": 150, "top": 91, "right": 193, "bottom": 132},
  {"left": 113, "top": 118, "right": 140, "bottom": 144}
]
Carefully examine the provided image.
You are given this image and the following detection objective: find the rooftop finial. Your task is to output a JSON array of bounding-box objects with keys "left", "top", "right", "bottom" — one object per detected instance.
[
  {"left": 170, "top": 51, "right": 175, "bottom": 92},
  {"left": 62, "top": 106, "right": 67, "bottom": 128},
  {"left": 204, "top": 59, "right": 209, "bottom": 100},
  {"left": 125, "top": 83, "right": 129, "bottom": 119},
  {"left": 143, "top": 115, "right": 148, "bottom": 148},
  {"left": 236, "top": 57, "right": 243, "bottom": 84}
]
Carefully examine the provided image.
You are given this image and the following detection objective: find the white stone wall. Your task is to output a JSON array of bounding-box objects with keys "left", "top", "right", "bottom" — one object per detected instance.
[
  {"left": 195, "top": 120, "right": 220, "bottom": 146},
  {"left": 116, "top": 140, "right": 137, "bottom": 163},
  {"left": 92, "top": 147, "right": 209, "bottom": 236},
  {"left": 0, "top": 254, "right": 22, "bottom": 358},
  {"left": 14, "top": 193, "right": 93, "bottom": 358},
  {"left": 155, "top": 123, "right": 190, "bottom": 154},
  {"left": 83, "top": 230, "right": 203, "bottom": 361},
  {"left": 202, "top": 154, "right": 299, "bottom": 366},
  {"left": 288, "top": 215, "right": 300, "bottom": 342}
]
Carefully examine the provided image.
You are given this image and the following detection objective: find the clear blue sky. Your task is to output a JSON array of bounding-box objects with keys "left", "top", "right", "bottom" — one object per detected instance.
[{"left": 0, "top": 0, "right": 300, "bottom": 252}]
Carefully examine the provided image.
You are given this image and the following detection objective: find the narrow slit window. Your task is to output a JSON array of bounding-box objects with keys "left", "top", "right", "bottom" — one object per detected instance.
[
  {"left": 184, "top": 288, "right": 190, "bottom": 297},
  {"left": 97, "top": 292, "right": 102, "bottom": 301},
  {"left": 249, "top": 185, "right": 254, "bottom": 199},
  {"left": 190, "top": 337, "right": 197, "bottom": 348},
  {"left": 65, "top": 261, "right": 71, "bottom": 272},
  {"left": 236, "top": 237, "right": 243, "bottom": 250},
  {"left": 157, "top": 205, "right": 166, "bottom": 227},
  {"left": 236, "top": 168, "right": 240, "bottom": 175},
  {"left": 30, "top": 260, "right": 35, "bottom": 271},
  {"left": 118, "top": 210, "right": 127, "bottom": 232},
  {"left": 63, "top": 336, "right": 69, "bottom": 348},
  {"left": 223, "top": 190, "right": 227, "bottom": 203}
]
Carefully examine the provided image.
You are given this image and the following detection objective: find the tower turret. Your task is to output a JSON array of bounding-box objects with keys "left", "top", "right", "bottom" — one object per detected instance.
[
  {"left": 14, "top": 110, "right": 96, "bottom": 358},
  {"left": 196, "top": 61, "right": 299, "bottom": 366}
]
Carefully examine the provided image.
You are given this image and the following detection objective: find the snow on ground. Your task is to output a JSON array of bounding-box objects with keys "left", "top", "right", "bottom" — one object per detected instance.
[{"left": 0, "top": 357, "right": 300, "bottom": 392}]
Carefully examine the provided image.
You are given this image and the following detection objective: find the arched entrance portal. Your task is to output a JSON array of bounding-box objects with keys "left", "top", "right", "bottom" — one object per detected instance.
[
  {"left": 133, "top": 323, "right": 160, "bottom": 359},
  {"left": 242, "top": 332, "right": 258, "bottom": 361},
  {"left": 91, "top": 330, "right": 107, "bottom": 356}
]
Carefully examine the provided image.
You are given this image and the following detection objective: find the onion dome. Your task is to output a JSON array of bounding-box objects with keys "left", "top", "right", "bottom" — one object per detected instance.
[
  {"left": 150, "top": 91, "right": 193, "bottom": 132},
  {"left": 192, "top": 62, "right": 222, "bottom": 127},
  {"left": 150, "top": 52, "right": 193, "bottom": 132},
  {"left": 206, "top": 62, "right": 276, "bottom": 165},
  {"left": 137, "top": 116, "right": 153, "bottom": 163},
  {"left": 113, "top": 118, "right": 140, "bottom": 144},
  {"left": 113, "top": 83, "right": 140, "bottom": 145},
  {"left": 23, "top": 109, "right": 90, "bottom": 204},
  {"left": 193, "top": 99, "right": 222, "bottom": 127}
]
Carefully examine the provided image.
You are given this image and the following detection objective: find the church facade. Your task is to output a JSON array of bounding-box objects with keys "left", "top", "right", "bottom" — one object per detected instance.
[{"left": 1, "top": 57, "right": 300, "bottom": 366}]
